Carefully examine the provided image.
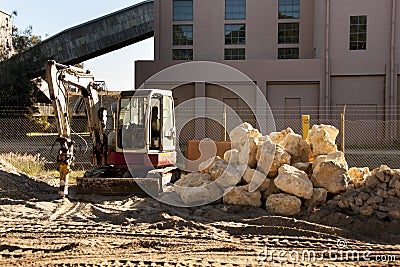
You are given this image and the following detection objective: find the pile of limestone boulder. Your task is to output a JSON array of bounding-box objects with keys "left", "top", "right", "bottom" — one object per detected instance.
[{"left": 173, "top": 123, "right": 400, "bottom": 220}]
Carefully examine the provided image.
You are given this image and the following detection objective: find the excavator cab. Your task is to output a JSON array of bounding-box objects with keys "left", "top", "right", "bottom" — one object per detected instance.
[{"left": 106, "top": 89, "right": 177, "bottom": 174}]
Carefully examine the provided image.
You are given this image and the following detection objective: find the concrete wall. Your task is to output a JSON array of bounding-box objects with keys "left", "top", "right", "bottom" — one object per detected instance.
[
  {"left": 329, "top": 0, "right": 391, "bottom": 75},
  {"left": 330, "top": 76, "right": 385, "bottom": 106},
  {"left": 136, "top": 59, "right": 324, "bottom": 115},
  {"left": 266, "top": 82, "right": 319, "bottom": 108}
]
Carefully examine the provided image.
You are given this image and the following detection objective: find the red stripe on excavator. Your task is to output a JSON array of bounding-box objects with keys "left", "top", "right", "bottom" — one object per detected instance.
[{"left": 107, "top": 151, "right": 176, "bottom": 168}]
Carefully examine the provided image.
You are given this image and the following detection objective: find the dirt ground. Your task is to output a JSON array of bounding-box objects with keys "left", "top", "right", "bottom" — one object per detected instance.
[{"left": 0, "top": 160, "right": 399, "bottom": 267}]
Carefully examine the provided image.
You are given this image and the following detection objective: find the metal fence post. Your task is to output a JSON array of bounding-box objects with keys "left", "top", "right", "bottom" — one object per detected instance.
[
  {"left": 223, "top": 105, "right": 227, "bottom": 141},
  {"left": 341, "top": 105, "right": 347, "bottom": 153}
]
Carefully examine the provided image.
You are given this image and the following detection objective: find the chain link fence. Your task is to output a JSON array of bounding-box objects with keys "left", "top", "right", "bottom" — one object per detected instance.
[
  {"left": 174, "top": 105, "right": 400, "bottom": 169},
  {"left": 0, "top": 105, "right": 399, "bottom": 170},
  {"left": 0, "top": 116, "right": 92, "bottom": 170}
]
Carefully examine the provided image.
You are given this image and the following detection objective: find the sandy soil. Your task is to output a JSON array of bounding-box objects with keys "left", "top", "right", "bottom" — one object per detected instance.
[{"left": 0, "top": 160, "right": 399, "bottom": 266}]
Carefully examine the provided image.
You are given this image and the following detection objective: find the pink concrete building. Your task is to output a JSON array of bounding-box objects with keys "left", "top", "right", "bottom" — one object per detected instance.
[{"left": 135, "top": 0, "right": 399, "bottom": 122}]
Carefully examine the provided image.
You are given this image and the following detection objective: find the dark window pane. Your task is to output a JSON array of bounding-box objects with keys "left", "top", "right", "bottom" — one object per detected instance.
[
  {"left": 350, "top": 25, "right": 357, "bottom": 33},
  {"left": 225, "top": 0, "right": 246, "bottom": 20},
  {"left": 278, "top": 48, "right": 300, "bottom": 59},
  {"left": 350, "top": 16, "right": 358, "bottom": 24},
  {"left": 224, "top": 48, "right": 245, "bottom": 60},
  {"left": 349, "top": 15, "right": 367, "bottom": 50},
  {"left": 173, "top": 25, "right": 193, "bottom": 45},
  {"left": 173, "top": 49, "right": 193, "bottom": 60},
  {"left": 173, "top": 0, "right": 193, "bottom": 21},
  {"left": 278, "top": 23, "right": 299, "bottom": 44},
  {"left": 278, "top": 0, "right": 300, "bottom": 19},
  {"left": 359, "top": 16, "right": 367, "bottom": 25},
  {"left": 358, "top": 33, "right": 366, "bottom": 40},
  {"left": 225, "top": 23, "right": 246, "bottom": 45}
]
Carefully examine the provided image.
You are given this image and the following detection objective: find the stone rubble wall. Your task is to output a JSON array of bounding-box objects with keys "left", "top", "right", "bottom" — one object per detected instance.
[{"left": 173, "top": 123, "right": 400, "bottom": 221}]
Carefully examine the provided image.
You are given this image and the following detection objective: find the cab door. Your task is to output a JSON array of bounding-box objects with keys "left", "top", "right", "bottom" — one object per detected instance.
[{"left": 161, "top": 95, "right": 175, "bottom": 151}]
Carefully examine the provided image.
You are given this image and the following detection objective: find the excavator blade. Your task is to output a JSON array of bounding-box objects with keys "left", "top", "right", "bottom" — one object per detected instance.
[
  {"left": 72, "top": 167, "right": 176, "bottom": 197},
  {"left": 75, "top": 177, "right": 161, "bottom": 196}
]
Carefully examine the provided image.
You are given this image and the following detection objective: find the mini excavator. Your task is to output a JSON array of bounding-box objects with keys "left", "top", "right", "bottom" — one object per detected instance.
[{"left": 38, "top": 60, "right": 177, "bottom": 196}]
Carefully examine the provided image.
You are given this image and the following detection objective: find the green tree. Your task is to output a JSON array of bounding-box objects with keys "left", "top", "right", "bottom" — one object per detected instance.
[
  {"left": 12, "top": 25, "right": 41, "bottom": 53},
  {"left": 11, "top": 10, "right": 42, "bottom": 53}
]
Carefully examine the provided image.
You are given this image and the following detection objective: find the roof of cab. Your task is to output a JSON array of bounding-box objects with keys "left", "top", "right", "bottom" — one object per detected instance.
[{"left": 120, "top": 89, "right": 172, "bottom": 97}]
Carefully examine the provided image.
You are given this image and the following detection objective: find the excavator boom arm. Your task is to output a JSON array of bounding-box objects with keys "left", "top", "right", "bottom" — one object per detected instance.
[{"left": 37, "top": 60, "right": 106, "bottom": 196}]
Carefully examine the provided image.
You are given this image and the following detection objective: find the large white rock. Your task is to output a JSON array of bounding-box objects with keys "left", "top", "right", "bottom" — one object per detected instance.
[
  {"left": 326, "top": 151, "right": 348, "bottom": 169},
  {"left": 229, "top": 123, "right": 261, "bottom": 168},
  {"left": 256, "top": 138, "right": 291, "bottom": 177},
  {"left": 179, "top": 184, "right": 222, "bottom": 205},
  {"left": 266, "top": 193, "right": 302, "bottom": 216},
  {"left": 174, "top": 172, "right": 222, "bottom": 204},
  {"left": 269, "top": 128, "right": 295, "bottom": 145},
  {"left": 200, "top": 156, "right": 242, "bottom": 189},
  {"left": 311, "top": 161, "right": 349, "bottom": 193},
  {"left": 229, "top": 122, "right": 261, "bottom": 148},
  {"left": 307, "top": 124, "right": 339, "bottom": 156},
  {"left": 282, "top": 133, "right": 311, "bottom": 164},
  {"left": 312, "top": 151, "right": 348, "bottom": 171},
  {"left": 238, "top": 137, "right": 258, "bottom": 168},
  {"left": 174, "top": 172, "right": 212, "bottom": 195},
  {"left": 242, "top": 168, "right": 270, "bottom": 192},
  {"left": 223, "top": 185, "right": 262, "bottom": 207},
  {"left": 274, "top": 164, "right": 313, "bottom": 199}
]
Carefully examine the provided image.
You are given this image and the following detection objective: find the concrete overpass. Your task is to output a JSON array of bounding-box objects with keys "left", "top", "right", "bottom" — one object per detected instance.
[{"left": 0, "top": 0, "right": 154, "bottom": 85}]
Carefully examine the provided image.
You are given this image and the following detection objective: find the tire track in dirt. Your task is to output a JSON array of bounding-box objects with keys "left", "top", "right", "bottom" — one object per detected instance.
[
  {"left": 48, "top": 199, "right": 88, "bottom": 221},
  {"left": 2, "top": 231, "right": 398, "bottom": 267}
]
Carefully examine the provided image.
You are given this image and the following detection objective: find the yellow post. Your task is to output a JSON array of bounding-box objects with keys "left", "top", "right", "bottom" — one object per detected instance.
[{"left": 302, "top": 115, "right": 310, "bottom": 140}]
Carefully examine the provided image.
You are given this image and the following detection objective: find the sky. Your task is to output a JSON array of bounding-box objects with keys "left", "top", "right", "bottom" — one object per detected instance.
[{"left": 0, "top": 0, "right": 154, "bottom": 90}]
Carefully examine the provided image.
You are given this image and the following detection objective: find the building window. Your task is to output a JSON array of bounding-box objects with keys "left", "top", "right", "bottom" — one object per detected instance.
[
  {"left": 350, "top": 15, "right": 367, "bottom": 50},
  {"left": 225, "top": 24, "right": 246, "bottom": 45},
  {"left": 278, "top": 23, "right": 299, "bottom": 44},
  {"left": 225, "top": 0, "right": 246, "bottom": 20},
  {"left": 173, "top": 49, "right": 193, "bottom": 60},
  {"left": 278, "top": 48, "right": 299, "bottom": 59},
  {"left": 278, "top": 0, "right": 300, "bottom": 19},
  {"left": 224, "top": 48, "right": 245, "bottom": 60},
  {"left": 173, "top": 0, "right": 193, "bottom": 21},
  {"left": 173, "top": 25, "right": 193, "bottom": 45}
]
